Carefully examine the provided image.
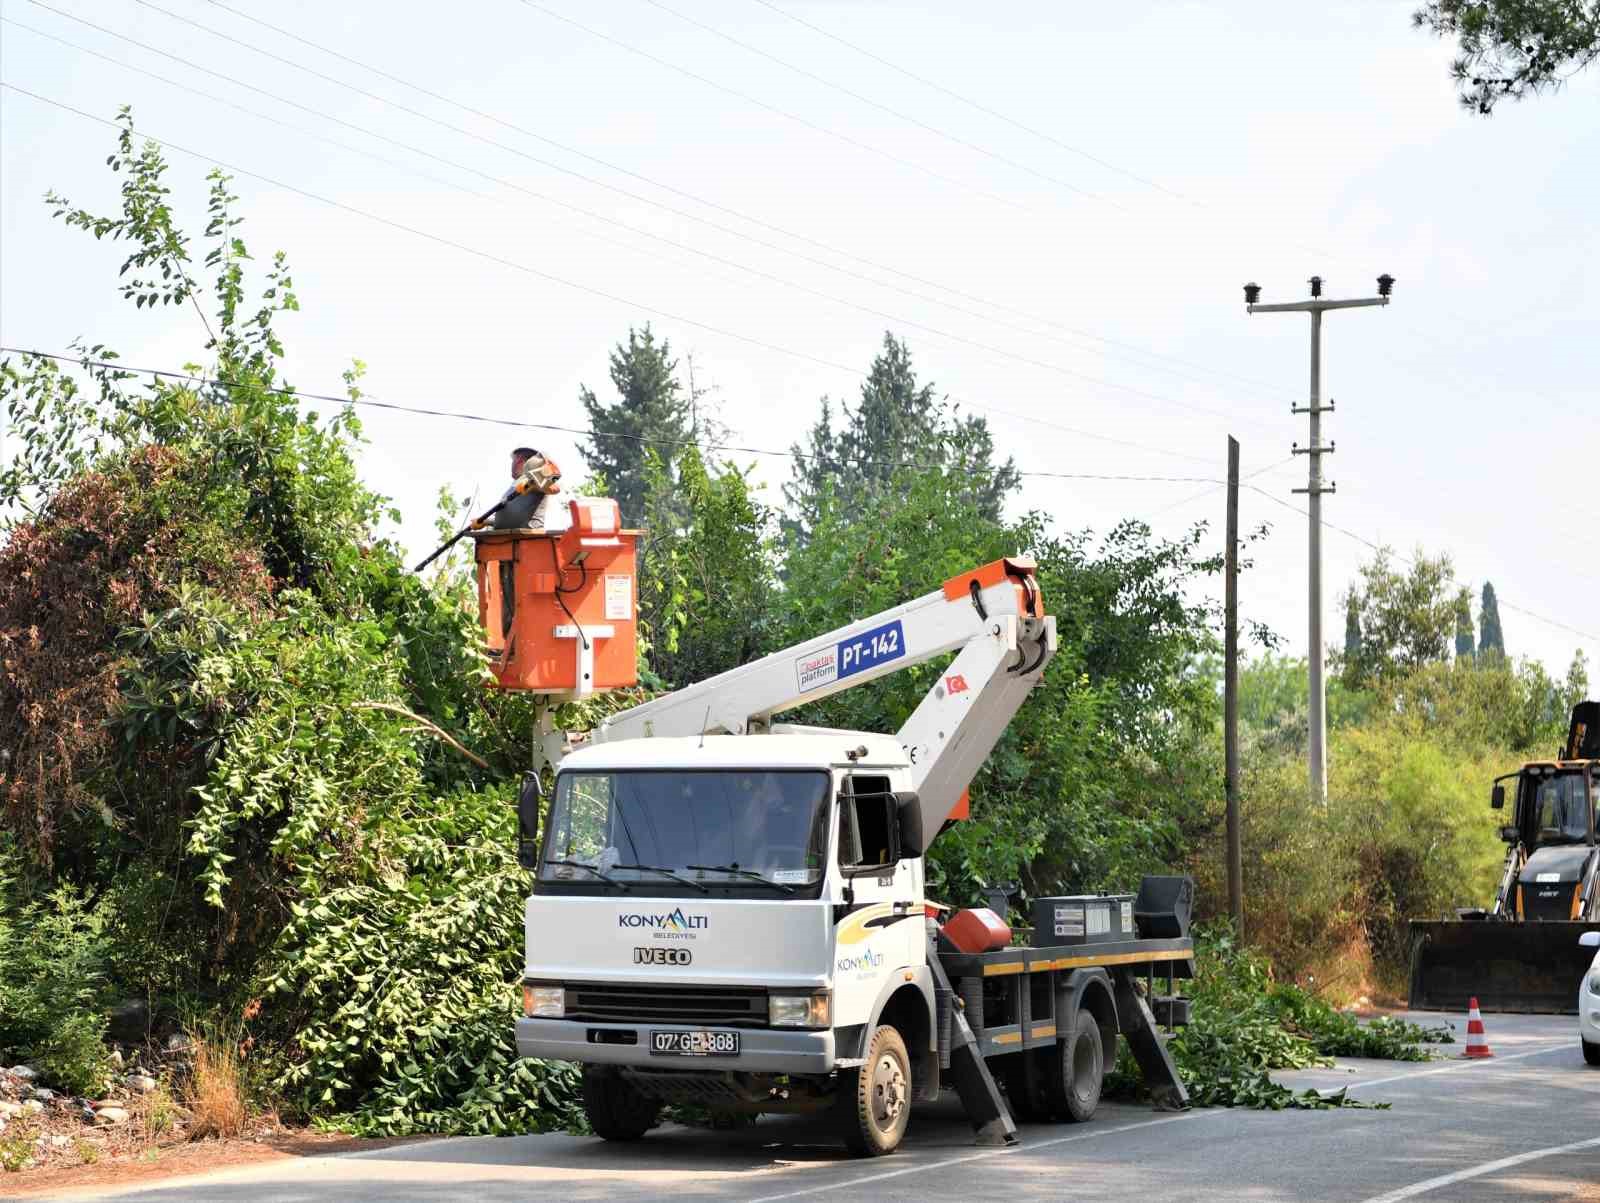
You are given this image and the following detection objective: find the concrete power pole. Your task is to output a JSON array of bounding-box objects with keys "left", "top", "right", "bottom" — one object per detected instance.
[
  {"left": 1243, "top": 275, "right": 1393, "bottom": 799},
  {"left": 1224, "top": 436, "right": 1242, "bottom": 935}
]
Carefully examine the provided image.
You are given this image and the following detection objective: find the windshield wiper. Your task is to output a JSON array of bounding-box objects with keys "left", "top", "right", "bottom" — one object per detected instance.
[
  {"left": 687, "top": 864, "right": 796, "bottom": 893},
  {"left": 612, "top": 863, "right": 711, "bottom": 893},
  {"left": 544, "top": 859, "right": 630, "bottom": 889}
]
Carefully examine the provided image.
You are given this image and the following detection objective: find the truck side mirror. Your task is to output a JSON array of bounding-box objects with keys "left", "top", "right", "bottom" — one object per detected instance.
[
  {"left": 1498, "top": 824, "right": 1518, "bottom": 844},
  {"left": 517, "top": 772, "right": 543, "bottom": 869},
  {"left": 895, "top": 791, "right": 923, "bottom": 859},
  {"left": 1491, "top": 784, "right": 1506, "bottom": 810}
]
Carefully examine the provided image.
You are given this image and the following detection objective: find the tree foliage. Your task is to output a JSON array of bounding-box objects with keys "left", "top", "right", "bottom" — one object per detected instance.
[
  {"left": 1479, "top": 580, "right": 1506, "bottom": 658},
  {"left": 576, "top": 326, "right": 693, "bottom": 523},
  {"left": 1414, "top": 0, "right": 1600, "bottom": 113},
  {"left": 1339, "top": 548, "right": 1458, "bottom": 686},
  {"left": 784, "top": 333, "right": 1019, "bottom": 541}
]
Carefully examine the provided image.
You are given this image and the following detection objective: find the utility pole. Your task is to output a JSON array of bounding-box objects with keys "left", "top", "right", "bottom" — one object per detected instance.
[
  {"left": 1224, "top": 436, "right": 1243, "bottom": 936},
  {"left": 1243, "top": 274, "right": 1393, "bottom": 800}
]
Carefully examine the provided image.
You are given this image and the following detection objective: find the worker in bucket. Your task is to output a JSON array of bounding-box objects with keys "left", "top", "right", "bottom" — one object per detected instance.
[{"left": 495, "top": 446, "right": 562, "bottom": 635}]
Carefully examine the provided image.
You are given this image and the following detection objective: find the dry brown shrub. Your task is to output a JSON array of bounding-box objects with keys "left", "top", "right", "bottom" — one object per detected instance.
[
  {"left": 0, "top": 444, "right": 272, "bottom": 864},
  {"left": 183, "top": 1033, "right": 249, "bottom": 1141}
]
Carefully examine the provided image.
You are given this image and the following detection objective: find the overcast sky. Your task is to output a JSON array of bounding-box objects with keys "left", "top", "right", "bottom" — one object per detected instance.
[{"left": 3, "top": 0, "right": 1597, "bottom": 679}]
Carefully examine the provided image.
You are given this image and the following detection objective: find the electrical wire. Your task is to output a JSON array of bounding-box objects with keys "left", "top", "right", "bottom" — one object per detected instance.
[
  {"left": 12, "top": 13, "right": 1259, "bottom": 433},
  {"left": 0, "top": 346, "right": 1231, "bottom": 487},
  {"left": 506, "top": 0, "right": 1042, "bottom": 217},
  {"left": 748, "top": 0, "right": 1189, "bottom": 202},
  {"left": 0, "top": 81, "right": 1237, "bottom": 465},
  {"left": 1244, "top": 485, "right": 1600, "bottom": 645},
  {"left": 40, "top": 0, "right": 1292, "bottom": 415},
  {"left": 187, "top": 0, "right": 1293, "bottom": 402},
  {"left": 640, "top": 0, "right": 1115, "bottom": 206}
]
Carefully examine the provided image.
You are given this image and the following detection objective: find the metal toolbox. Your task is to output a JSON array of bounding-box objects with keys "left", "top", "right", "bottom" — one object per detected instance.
[{"left": 1031, "top": 894, "right": 1135, "bottom": 946}]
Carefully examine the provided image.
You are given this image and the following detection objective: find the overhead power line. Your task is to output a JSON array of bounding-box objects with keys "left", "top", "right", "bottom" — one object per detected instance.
[
  {"left": 19, "top": 9, "right": 1263, "bottom": 432},
  {"left": 507, "top": 0, "right": 1041, "bottom": 217},
  {"left": 0, "top": 347, "right": 1227, "bottom": 487},
  {"left": 150, "top": 0, "right": 1291, "bottom": 406},
  {"left": 0, "top": 79, "right": 1235, "bottom": 467},
  {"left": 640, "top": 0, "right": 1114, "bottom": 206},
  {"left": 748, "top": 0, "right": 1188, "bottom": 201},
  {"left": 1244, "top": 485, "right": 1600, "bottom": 646}
]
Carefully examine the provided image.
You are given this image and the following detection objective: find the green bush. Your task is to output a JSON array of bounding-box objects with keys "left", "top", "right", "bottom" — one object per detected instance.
[
  {"left": 1111, "top": 929, "right": 1444, "bottom": 1110},
  {"left": 0, "top": 840, "right": 117, "bottom": 1096}
]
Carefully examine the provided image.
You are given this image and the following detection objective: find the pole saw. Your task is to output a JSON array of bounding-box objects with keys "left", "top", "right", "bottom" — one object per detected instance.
[{"left": 413, "top": 458, "right": 562, "bottom": 573}]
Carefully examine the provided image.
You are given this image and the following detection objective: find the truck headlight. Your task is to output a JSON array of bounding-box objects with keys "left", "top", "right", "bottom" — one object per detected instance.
[
  {"left": 523, "top": 983, "right": 564, "bottom": 1018},
  {"left": 1589, "top": 972, "right": 1600, "bottom": 996},
  {"left": 769, "top": 992, "right": 830, "bottom": 1029}
]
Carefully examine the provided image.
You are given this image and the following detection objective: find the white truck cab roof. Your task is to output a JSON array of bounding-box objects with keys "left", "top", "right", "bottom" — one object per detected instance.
[{"left": 556, "top": 731, "right": 907, "bottom": 774}]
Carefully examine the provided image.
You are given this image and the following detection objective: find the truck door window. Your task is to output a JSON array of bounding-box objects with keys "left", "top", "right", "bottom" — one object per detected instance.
[{"left": 840, "top": 774, "right": 895, "bottom": 873}]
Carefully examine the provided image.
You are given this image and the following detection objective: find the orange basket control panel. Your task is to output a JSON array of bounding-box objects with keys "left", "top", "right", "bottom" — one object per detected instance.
[{"left": 471, "top": 497, "right": 640, "bottom": 698}]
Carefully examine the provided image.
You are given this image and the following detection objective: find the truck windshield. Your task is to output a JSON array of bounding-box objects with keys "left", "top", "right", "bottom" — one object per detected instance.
[
  {"left": 541, "top": 770, "right": 830, "bottom": 889},
  {"left": 1525, "top": 771, "right": 1595, "bottom": 845}
]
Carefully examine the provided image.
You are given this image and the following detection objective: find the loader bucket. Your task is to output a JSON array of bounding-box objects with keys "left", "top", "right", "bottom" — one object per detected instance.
[{"left": 1408, "top": 920, "right": 1600, "bottom": 1014}]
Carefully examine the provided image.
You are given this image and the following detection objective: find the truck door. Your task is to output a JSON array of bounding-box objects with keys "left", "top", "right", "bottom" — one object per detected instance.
[{"left": 833, "top": 774, "right": 922, "bottom": 1026}]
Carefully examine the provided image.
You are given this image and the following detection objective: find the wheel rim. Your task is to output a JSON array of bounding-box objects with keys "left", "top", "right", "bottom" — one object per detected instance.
[
  {"left": 1071, "top": 1033, "right": 1098, "bottom": 1105},
  {"left": 869, "top": 1051, "right": 908, "bottom": 1132}
]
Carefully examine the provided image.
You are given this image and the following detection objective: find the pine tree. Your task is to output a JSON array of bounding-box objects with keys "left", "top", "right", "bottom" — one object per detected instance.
[
  {"left": 576, "top": 326, "right": 692, "bottom": 522},
  {"left": 784, "top": 332, "right": 1019, "bottom": 538},
  {"left": 1479, "top": 581, "right": 1506, "bottom": 660},
  {"left": 1453, "top": 586, "right": 1476, "bottom": 663}
]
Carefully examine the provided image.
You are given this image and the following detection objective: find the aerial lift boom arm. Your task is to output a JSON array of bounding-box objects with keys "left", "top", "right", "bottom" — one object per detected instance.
[{"left": 587, "top": 557, "right": 1056, "bottom": 854}]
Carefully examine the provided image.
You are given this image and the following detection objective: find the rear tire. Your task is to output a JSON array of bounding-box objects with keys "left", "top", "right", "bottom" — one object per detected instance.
[
  {"left": 835, "top": 1024, "right": 911, "bottom": 1156},
  {"left": 1045, "top": 1011, "right": 1104, "bottom": 1122},
  {"left": 1584, "top": 1038, "right": 1600, "bottom": 1067},
  {"left": 581, "top": 1066, "right": 660, "bottom": 1141}
]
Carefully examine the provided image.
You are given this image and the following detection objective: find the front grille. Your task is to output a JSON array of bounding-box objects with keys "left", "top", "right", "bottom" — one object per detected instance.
[{"left": 565, "top": 981, "right": 768, "bottom": 1027}]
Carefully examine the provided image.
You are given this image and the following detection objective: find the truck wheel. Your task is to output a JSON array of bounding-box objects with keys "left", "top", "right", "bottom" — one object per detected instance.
[
  {"left": 1046, "top": 1011, "right": 1104, "bottom": 1122},
  {"left": 835, "top": 1024, "right": 911, "bottom": 1156},
  {"left": 581, "top": 1066, "right": 659, "bottom": 1141},
  {"left": 1584, "top": 1038, "right": 1600, "bottom": 1067}
]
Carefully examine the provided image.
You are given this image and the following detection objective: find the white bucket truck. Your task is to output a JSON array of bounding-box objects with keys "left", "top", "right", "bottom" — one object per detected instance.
[{"left": 496, "top": 548, "right": 1194, "bottom": 1155}]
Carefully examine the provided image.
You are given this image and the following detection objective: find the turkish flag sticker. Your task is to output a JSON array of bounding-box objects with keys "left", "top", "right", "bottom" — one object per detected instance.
[{"left": 946, "top": 673, "right": 969, "bottom": 694}]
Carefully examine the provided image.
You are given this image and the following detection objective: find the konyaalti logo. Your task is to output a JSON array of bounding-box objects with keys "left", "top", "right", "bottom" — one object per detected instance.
[
  {"left": 618, "top": 907, "right": 710, "bottom": 941},
  {"left": 836, "top": 948, "right": 885, "bottom": 975}
]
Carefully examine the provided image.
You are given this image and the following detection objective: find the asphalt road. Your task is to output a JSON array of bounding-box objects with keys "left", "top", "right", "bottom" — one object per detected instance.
[{"left": 22, "top": 1012, "right": 1600, "bottom": 1203}]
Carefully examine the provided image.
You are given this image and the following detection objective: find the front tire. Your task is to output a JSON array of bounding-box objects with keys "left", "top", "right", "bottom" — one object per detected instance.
[
  {"left": 1045, "top": 1010, "right": 1104, "bottom": 1122},
  {"left": 1584, "top": 1038, "right": 1600, "bottom": 1067},
  {"left": 581, "top": 1066, "right": 660, "bottom": 1141},
  {"left": 835, "top": 1024, "right": 911, "bottom": 1156}
]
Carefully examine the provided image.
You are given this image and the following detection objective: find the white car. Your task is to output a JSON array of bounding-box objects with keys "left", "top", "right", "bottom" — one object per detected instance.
[{"left": 1582, "top": 931, "right": 1600, "bottom": 1065}]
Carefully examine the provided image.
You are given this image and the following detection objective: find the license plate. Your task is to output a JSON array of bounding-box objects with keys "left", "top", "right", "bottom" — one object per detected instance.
[{"left": 650, "top": 1029, "right": 740, "bottom": 1057}]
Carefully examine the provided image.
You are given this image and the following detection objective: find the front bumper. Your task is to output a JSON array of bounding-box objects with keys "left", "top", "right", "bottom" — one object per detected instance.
[
  {"left": 516, "top": 1018, "right": 834, "bottom": 1073},
  {"left": 1581, "top": 974, "right": 1600, "bottom": 1042}
]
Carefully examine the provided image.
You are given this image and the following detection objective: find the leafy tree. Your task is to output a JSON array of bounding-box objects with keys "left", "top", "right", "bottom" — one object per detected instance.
[
  {"left": 1453, "top": 586, "right": 1476, "bottom": 663},
  {"left": 784, "top": 332, "right": 1019, "bottom": 540},
  {"left": 576, "top": 326, "right": 693, "bottom": 522},
  {"left": 1339, "top": 548, "right": 1458, "bottom": 685},
  {"left": 1479, "top": 581, "right": 1506, "bottom": 659},
  {"left": 1413, "top": 1, "right": 1600, "bottom": 113},
  {"left": 636, "top": 446, "right": 777, "bottom": 689}
]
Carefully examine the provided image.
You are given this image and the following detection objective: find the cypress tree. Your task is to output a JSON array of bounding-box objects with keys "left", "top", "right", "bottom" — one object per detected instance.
[
  {"left": 1343, "top": 596, "right": 1363, "bottom": 662},
  {"left": 1454, "top": 587, "right": 1476, "bottom": 663},
  {"left": 1479, "top": 582, "right": 1506, "bottom": 659}
]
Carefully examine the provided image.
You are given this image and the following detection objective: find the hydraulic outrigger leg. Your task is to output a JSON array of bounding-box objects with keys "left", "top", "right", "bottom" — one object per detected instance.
[{"left": 927, "top": 945, "right": 1017, "bottom": 1147}]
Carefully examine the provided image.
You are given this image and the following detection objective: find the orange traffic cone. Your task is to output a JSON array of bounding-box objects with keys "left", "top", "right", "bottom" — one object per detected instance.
[{"left": 1461, "top": 997, "right": 1494, "bottom": 1059}]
